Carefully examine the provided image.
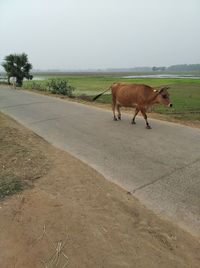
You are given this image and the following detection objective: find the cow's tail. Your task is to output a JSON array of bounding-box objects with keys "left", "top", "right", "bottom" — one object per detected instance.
[{"left": 92, "top": 86, "right": 111, "bottom": 101}]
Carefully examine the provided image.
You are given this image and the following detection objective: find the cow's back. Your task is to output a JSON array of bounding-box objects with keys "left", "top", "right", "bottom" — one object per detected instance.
[{"left": 111, "top": 83, "right": 153, "bottom": 107}]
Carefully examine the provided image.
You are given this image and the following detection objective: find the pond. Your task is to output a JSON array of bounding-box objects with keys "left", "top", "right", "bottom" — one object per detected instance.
[{"left": 123, "top": 74, "right": 200, "bottom": 79}]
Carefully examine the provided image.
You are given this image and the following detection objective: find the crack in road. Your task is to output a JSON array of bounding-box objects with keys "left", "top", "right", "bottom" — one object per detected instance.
[
  {"left": 1, "top": 101, "right": 52, "bottom": 109},
  {"left": 30, "top": 115, "right": 68, "bottom": 124},
  {"left": 131, "top": 158, "right": 200, "bottom": 194}
]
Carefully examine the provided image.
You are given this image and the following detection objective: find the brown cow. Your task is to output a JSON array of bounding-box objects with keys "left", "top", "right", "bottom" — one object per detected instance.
[{"left": 93, "top": 83, "right": 172, "bottom": 129}]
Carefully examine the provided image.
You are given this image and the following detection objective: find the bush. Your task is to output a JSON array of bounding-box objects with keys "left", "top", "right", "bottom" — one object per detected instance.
[{"left": 47, "top": 79, "right": 75, "bottom": 96}]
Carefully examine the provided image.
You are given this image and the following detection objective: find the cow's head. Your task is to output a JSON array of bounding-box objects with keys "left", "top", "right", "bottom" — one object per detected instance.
[{"left": 156, "top": 87, "right": 172, "bottom": 107}]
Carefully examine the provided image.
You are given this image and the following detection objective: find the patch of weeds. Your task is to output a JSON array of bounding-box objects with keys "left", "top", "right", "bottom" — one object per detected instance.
[{"left": 0, "top": 174, "right": 25, "bottom": 200}]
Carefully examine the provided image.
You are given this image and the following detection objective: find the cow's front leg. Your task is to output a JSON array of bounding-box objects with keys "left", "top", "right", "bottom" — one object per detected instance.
[{"left": 140, "top": 108, "right": 151, "bottom": 129}]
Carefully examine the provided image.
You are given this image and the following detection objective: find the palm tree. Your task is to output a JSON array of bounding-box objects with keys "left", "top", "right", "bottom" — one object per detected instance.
[{"left": 2, "top": 53, "right": 33, "bottom": 86}]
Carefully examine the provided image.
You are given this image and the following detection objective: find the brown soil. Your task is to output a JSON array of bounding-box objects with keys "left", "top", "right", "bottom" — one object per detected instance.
[{"left": 0, "top": 112, "right": 200, "bottom": 268}]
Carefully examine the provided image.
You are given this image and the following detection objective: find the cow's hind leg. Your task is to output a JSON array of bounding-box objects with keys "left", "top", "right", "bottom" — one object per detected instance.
[
  {"left": 140, "top": 108, "right": 151, "bottom": 129},
  {"left": 116, "top": 104, "right": 121, "bottom": 120},
  {"left": 132, "top": 106, "right": 139, "bottom": 124},
  {"left": 112, "top": 97, "right": 118, "bottom": 121}
]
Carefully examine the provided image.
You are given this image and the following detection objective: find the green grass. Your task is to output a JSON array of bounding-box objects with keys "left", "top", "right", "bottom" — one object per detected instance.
[
  {"left": 0, "top": 174, "right": 24, "bottom": 200},
  {"left": 23, "top": 76, "right": 200, "bottom": 122}
]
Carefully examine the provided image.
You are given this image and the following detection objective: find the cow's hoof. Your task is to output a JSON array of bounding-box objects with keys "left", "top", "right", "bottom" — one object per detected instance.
[
  {"left": 146, "top": 125, "right": 152, "bottom": 129},
  {"left": 118, "top": 116, "right": 121, "bottom": 120},
  {"left": 131, "top": 121, "right": 136, "bottom": 125},
  {"left": 113, "top": 117, "right": 118, "bottom": 121}
]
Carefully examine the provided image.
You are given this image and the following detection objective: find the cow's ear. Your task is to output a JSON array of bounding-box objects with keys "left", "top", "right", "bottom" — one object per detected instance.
[{"left": 158, "top": 87, "right": 170, "bottom": 93}]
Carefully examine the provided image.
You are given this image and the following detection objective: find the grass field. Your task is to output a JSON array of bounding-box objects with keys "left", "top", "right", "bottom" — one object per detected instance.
[{"left": 23, "top": 75, "right": 200, "bottom": 122}]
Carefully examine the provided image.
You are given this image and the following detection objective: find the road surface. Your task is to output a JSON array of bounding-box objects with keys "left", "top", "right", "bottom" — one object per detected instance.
[{"left": 0, "top": 87, "right": 200, "bottom": 236}]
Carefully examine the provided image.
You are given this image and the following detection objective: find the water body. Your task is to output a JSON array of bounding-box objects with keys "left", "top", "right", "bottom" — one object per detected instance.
[{"left": 123, "top": 74, "right": 200, "bottom": 79}]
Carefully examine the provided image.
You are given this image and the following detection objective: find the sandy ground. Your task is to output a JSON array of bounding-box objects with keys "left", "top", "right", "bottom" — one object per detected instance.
[{"left": 0, "top": 112, "right": 200, "bottom": 268}]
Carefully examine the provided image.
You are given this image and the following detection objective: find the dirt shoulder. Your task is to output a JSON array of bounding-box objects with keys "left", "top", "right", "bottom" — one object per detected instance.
[{"left": 0, "top": 112, "right": 200, "bottom": 268}]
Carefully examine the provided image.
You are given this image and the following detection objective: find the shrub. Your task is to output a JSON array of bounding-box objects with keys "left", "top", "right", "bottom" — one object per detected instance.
[{"left": 47, "top": 79, "right": 75, "bottom": 96}]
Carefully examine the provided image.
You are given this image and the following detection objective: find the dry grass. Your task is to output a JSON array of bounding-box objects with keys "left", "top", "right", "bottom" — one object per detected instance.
[
  {"left": 32, "top": 226, "right": 69, "bottom": 268},
  {"left": 0, "top": 113, "right": 50, "bottom": 200}
]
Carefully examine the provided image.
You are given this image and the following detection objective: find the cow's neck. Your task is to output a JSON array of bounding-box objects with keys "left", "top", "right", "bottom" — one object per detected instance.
[{"left": 147, "top": 91, "right": 159, "bottom": 104}]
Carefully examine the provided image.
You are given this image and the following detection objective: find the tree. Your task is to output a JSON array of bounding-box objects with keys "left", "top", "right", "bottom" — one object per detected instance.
[{"left": 2, "top": 53, "right": 33, "bottom": 86}]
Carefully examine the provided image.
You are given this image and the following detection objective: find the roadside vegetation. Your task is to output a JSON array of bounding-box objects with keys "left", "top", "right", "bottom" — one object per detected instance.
[{"left": 22, "top": 75, "right": 200, "bottom": 123}]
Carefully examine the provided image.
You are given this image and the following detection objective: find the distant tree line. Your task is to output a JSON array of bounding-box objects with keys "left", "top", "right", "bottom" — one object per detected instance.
[
  {"left": 166, "top": 64, "right": 200, "bottom": 72},
  {"left": 152, "top": 64, "right": 200, "bottom": 72}
]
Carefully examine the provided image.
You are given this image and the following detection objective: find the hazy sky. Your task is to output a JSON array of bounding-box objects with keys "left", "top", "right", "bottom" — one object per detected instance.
[{"left": 1, "top": 0, "right": 200, "bottom": 70}]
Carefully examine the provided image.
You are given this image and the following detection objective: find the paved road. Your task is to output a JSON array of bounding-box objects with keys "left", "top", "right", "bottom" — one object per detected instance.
[{"left": 0, "top": 87, "right": 200, "bottom": 236}]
